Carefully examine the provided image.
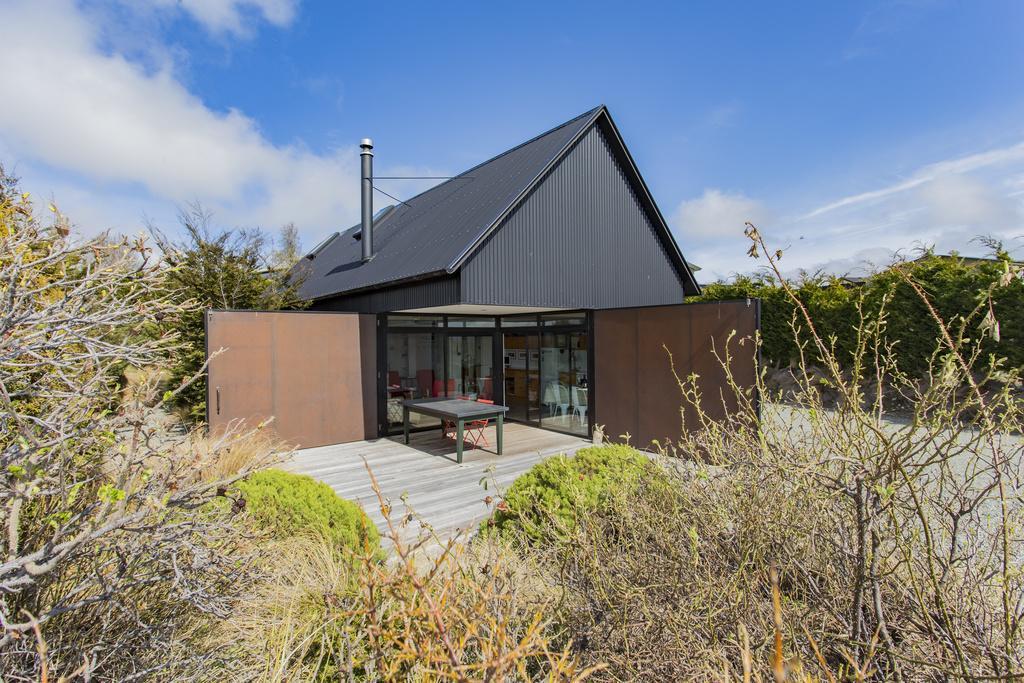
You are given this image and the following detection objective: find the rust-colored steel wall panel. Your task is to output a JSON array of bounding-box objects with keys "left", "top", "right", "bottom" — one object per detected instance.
[
  {"left": 593, "top": 309, "right": 639, "bottom": 442},
  {"left": 206, "top": 311, "right": 375, "bottom": 449},
  {"left": 594, "top": 300, "right": 758, "bottom": 450},
  {"left": 636, "top": 306, "right": 691, "bottom": 448}
]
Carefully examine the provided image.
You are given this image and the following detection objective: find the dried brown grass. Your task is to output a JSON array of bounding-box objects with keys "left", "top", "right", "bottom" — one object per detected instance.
[
  {"left": 204, "top": 466, "right": 599, "bottom": 682},
  {"left": 75, "top": 225, "right": 1020, "bottom": 681}
]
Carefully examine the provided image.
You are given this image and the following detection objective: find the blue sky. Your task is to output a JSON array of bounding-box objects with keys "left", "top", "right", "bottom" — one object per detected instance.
[{"left": 1, "top": 0, "right": 1022, "bottom": 281}]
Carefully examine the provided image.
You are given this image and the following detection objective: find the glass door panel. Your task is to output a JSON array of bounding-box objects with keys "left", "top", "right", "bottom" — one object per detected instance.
[
  {"left": 447, "top": 335, "right": 494, "bottom": 401},
  {"left": 502, "top": 332, "right": 538, "bottom": 422},
  {"left": 540, "top": 331, "right": 589, "bottom": 435},
  {"left": 385, "top": 331, "right": 443, "bottom": 431}
]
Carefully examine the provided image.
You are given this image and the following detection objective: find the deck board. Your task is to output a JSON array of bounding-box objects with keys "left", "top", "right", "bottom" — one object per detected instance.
[{"left": 283, "top": 423, "right": 591, "bottom": 546}]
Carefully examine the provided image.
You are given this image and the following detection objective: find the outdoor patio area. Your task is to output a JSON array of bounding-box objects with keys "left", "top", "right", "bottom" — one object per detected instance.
[{"left": 283, "top": 423, "right": 592, "bottom": 546}]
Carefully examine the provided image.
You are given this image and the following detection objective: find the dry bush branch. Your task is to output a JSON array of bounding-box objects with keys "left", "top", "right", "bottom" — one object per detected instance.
[
  {"left": 487, "top": 226, "right": 1023, "bottom": 680},
  {"left": 1, "top": 186, "right": 280, "bottom": 680}
]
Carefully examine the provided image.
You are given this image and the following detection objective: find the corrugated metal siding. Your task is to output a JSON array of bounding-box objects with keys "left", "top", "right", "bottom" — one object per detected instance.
[
  {"left": 460, "top": 124, "right": 688, "bottom": 309},
  {"left": 294, "top": 108, "right": 600, "bottom": 301},
  {"left": 310, "top": 275, "right": 460, "bottom": 313}
]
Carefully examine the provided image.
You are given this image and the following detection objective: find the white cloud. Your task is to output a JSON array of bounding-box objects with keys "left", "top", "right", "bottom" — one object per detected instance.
[
  {"left": 788, "top": 148, "right": 1024, "bottom": 258},
  {"left": 917, "top": 174, "right": 1019, "bottom": 230},
  {"left": 843, "top": 1, "right": 941, "bottom": 61},
  {"left": 140, "top": 0, "right": 298, "bottom": 36},
  {"left": 705, "top": 103, "right": 740, "bottom": 129},
  {"left": 679, "top": 144, "right": 1024, "bottom": 282},
  {"left": 0, "top": 0, "right": 362, "bottom": 240},
  {"left": 810, "top": 247, "right": 896, "bottom": 278},
  {"left": 801, "top": 141, "right": 1024, "bottom": 220},
  {"left": 672, "top": 189, "right": 766, "bottom": 241},
  {"left": 695, "top": 140, "right": 1024, "bottom": 282}
]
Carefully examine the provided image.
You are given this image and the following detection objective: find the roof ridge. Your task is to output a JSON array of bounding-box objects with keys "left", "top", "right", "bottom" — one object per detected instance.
[
  {"left": 444, "top": 106, "right": 606, "bottom": 272},
  {"left": 294, "top": 104, "right": 703, "bottom": 301},
  {"left": 372, "top": 105, "right": 606, "bottom": 218},
  {"left": 442, "top": 104, "right": 604, "bottom": 182}
]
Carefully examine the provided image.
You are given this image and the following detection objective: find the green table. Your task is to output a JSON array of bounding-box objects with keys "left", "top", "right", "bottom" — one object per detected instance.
[{"left": 403, "top": 398, "right": 508, "bottom": 464}]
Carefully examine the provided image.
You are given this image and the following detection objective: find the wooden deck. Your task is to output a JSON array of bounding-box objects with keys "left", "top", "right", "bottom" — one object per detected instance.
[{"left": 283, "top": 423, "right": 591, "bottom": 546}]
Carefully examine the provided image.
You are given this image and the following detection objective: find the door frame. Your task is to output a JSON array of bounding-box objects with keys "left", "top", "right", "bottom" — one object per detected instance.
[
  {"left": 376, "top": 311, "right": 592, "bottom": 439},
  {"left": 498, "top": 313, "right": 593, "bottom": 438},
  {"left": 377, "top": 314, "right": 503, "bottom": 437},
  {"left": 500, "top": 329, "right": 539, "bottom": 425}
]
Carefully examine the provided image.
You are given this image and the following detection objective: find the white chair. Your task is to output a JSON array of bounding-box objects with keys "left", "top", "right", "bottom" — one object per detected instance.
[
  {"left": 542, "top": 381, "right": 561, "bottom": 416},
  {"left": 544, "top": 382, "right": 573, "bottom": 418},
  {"left": 556, "top": 384, "right": 571, "bottom": 418},
  {"left": 572, "top": 386, "right": 588, "bottom": 424}
]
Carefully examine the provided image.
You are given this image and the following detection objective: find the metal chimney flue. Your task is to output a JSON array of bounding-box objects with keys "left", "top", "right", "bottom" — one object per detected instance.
[{"left": 359, "top": 138, "right": 374, "bottom": 262}]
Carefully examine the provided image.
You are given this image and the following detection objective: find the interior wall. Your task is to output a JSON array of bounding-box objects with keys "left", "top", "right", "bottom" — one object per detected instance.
[{"left": 593, "top": 300, "right": 759, "bottom": 450}]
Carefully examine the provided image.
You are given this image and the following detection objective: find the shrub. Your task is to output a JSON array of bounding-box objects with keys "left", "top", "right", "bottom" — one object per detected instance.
[
  {"left": 236, "top": 469, "right": 380, "bottom": 555},
  {"left": 695, "top": 272, "right": 859, "bottom": 369},
  {"left": 211, "top": 513, "right": 589, "bottom": 681},
  {"left": 152, "top": 207, "right": 307, "bottom": 421},
  {"left": 862, "top": 250, "right": 1024, "bottom": 376},
  {"left": 693, "top": 247, "right": 1024, "bottom": 377},
  {"left": 537, "top": 463, "right": 848, "bottom": 680},
  {"left": 0, "top": 167, "right": 276, "bottom": 680},
  {"left": 487, "top": 444, "right": 661, "bottom": 542}
]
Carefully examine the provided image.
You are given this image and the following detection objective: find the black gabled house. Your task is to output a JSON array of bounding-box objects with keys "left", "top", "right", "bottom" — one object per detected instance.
[
  {"left": 207, "top": 106, "right": 756, "bottom": 450},
  {"left": 296, "top": 105, "right": 700, "bottom": 313}
]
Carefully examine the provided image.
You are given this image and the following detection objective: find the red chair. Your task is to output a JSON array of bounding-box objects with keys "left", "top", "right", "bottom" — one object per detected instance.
[
  {"left": 416, "top": 369, "right": 434, "bottom": 398},
  {"left": 441, "top": 393, "right": 469, "bottom": 438},
  {"left": 432, "top": 378, "right": 456, "bottom": 398},
  {"left": 444, "top": 398, "right": 492, "bottom": 449},
  {"left": 463, "top": 398, "right": 493, "bottom": 449}
]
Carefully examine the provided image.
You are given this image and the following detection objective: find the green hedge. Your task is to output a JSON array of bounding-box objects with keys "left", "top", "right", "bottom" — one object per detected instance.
[
  {"left": 235, "top": 469, "right": 380, "bottom": 555},
  {"left": 693, "top": 252, "right": 1024, "bottom": 377},
  {"left": 485, "top": 444, "right": 661, "bottom": 543},
  {"left": 696, "top": 274, "right": 858, "bottom": 370}
]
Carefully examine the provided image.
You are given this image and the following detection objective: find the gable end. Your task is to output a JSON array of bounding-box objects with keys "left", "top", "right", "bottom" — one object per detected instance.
[{"left": 460, "top": 121, "right": 694, "bottom": 309}]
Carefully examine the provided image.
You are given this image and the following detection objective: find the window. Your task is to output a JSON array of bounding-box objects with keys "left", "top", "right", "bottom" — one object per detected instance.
[
  {"left": 539, "top": 331, "right": 589, "bottom": 436},
  {"left": 447, "top": 335, "right": 494, "bottom": 400},
  {"left": 385, "top": 331, "right": 443, "bottom": 429},
  {"left": 500, "top": 316, "right": 539, "bottom": 328},
  {"left": 383, "top": 311, "right": 590, "bottom": 437},
  {"left": 387, "top": 314, "right": 442, "bottom": 328},
  {"left": 541, "top": 312, "right": 587, "bottom": 327},
  {"left": 446, "top": 316, "right": 496, "bottom": 328}
]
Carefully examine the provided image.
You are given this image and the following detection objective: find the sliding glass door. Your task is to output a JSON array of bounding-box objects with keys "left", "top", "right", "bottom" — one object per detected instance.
[
  {"left": 382, "top": 312, "right": 589, "bottom": 437},
  {"left": 539, "top": 330, "right": 589, "bottom": 436},
  {"left": 385, "top": 327, "right": 443, "bottom": 431},
  {"left": 502, "top": 332, "right": 538, "bottom": 422},
  {"left": 447, "top": 334, "right": 495, "bottom": 401}
]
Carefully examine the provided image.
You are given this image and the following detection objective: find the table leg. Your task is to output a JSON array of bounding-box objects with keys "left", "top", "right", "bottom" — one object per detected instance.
[
  {"left": 496, "top": 412, "right": 503, "bottom": 455},
  {"left": 403, "top": 407, "right": 409, "bottom": 444},
  {"left": 456, "top": 418, "right": 464, "bottom": 464}
]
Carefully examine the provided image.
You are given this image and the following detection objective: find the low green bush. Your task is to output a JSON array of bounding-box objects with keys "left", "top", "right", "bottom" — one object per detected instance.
[
  {"left": 235, "top": 469, "right": 380, "bottom": 555},
  {"left": 486, "top": 444, "right": 660, "bottom": 543}
]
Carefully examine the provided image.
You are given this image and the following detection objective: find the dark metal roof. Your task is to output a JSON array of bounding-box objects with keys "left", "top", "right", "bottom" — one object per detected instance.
[{"left": 294, "top": 105, "right": 699, "bottom": 301}]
